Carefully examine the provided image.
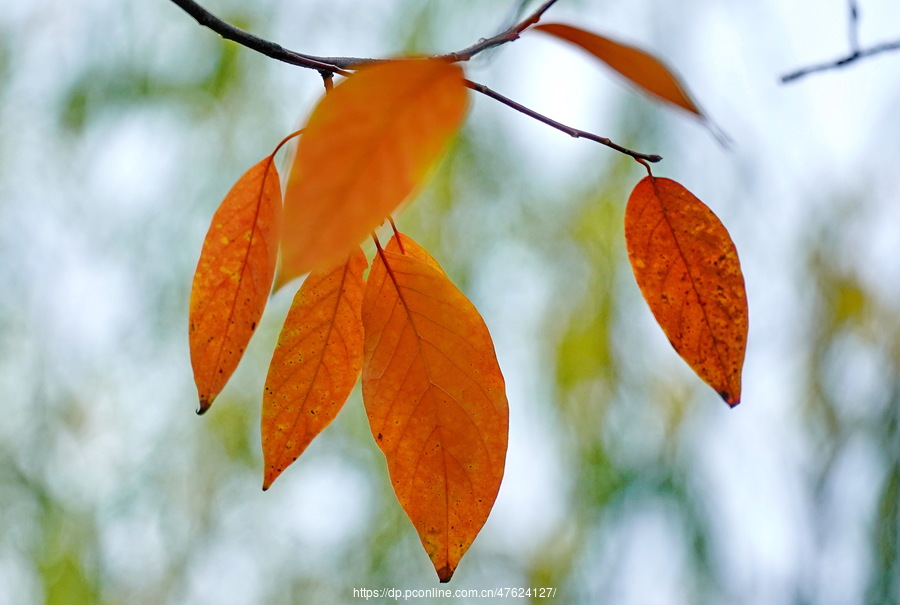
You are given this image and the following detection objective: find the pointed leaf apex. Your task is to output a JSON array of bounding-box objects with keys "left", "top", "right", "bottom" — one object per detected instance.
[
  {"left": 262, "top": 466, "right": 282, "bottom": 491},
  {"left": 196, "top": 397, "right": 213, "bottom": 415},
  {"left": 721, "top": 392, "right": 741, "bottom": 407},
  {"left": 437, "top": 565, "right": 454, "bottom": 583}
]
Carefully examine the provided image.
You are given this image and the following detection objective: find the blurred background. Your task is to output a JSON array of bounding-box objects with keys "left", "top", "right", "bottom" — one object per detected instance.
[{"left": 1, "top": 0, "right": 899, "bottom": 603}]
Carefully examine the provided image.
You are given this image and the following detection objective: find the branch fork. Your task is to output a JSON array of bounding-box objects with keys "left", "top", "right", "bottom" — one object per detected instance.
[{"left": 168, "top": 0, "right": 660, "bottom": 162}]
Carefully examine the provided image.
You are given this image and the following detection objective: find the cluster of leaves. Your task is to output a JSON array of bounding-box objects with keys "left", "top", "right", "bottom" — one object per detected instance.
[{"left": 186, "top": 15, "right": 748, "bottom": 583}]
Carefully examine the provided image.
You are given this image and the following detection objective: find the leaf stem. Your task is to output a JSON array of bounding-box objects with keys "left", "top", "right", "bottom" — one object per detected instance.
[
  {"left": 271, "top": 129, "right": 304, "bottom": 158},
  {"left": 466, "top": 79, "right": 663, "bottom": 162},
  {"left": 633, "top": 157, "right": 654, "bottom": 177},
  {"left": 372, "top": 233, "right": 402, "bottom": 300},
  {"left": 388, "top": 218, "right": 405, "bottom": 253}
]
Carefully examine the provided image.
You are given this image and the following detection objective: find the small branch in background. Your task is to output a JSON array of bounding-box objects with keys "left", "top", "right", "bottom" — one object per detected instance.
[
  {"left": 848, "top": 0, "right": 861, "bottom": 53},
  {"left": 781, "top": 39, "right": 900, "bottom": 83},
  {"left": 781, "top": 0, "right": 900, "bottom": 83},
  {"left": 465, "top": 80, "right": 663, "bottom": 162}
]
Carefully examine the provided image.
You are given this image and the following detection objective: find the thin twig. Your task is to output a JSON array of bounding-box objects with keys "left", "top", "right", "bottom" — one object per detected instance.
[
  {"left": 781, "top": 39, "right": 900, "bottom": 82},
  {"left": 169, "top": 0, "right": 557, "bottom": 73},
  {"left": 781, "top": 0, "right": 900, "bottom": 83},
  {"left": 168, "top": 0, "right": 349, "bottom": 74},
  {"left": 848, "top": 0, "right": 860, "bottom": 53},
  {"left": 466, "top": 80, "right": 662, "bottom": 162},
  {"left": 444, "top": 0, "right": 560, "bottom": 62},
  {"left": 170, "top": 0, "right": 662, "bottom": 162}
]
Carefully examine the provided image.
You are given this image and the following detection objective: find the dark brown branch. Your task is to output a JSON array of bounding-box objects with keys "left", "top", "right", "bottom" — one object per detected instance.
[
  {"left": 168, "top": 0, "right": 347, "bottom": 74},
  {"left": 168, "top": 0, "right": 558, "bottom": 72},
  {"left": 170, "top": 0, "right": 662, "bottom": 162},
  {"left": 444, "top": 0, "right": 560, "bottom": 62},
  {"left": 465, "top": 80, "right": 662, "bottom": 162},
  {"left": 781, "top": 39, "right": 900, "bottom": 83}
]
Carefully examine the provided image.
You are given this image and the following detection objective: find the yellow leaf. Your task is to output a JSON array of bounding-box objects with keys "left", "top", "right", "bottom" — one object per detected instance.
[
  {"left": 277, "top": 59, "right": 468, "bottom": 287},
  {"left": 189, "top": 156, "right": 281, "bottom": 414},
  {"left": 362, "top": 234, "right": 508, "bottom": 582},
  {"left": 261, "top": 248, "right": 367, "bottom": 489}
]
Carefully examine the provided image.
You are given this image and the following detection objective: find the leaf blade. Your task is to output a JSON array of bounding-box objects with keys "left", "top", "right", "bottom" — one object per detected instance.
[
  {"left": 362, "top": 234, "right": 508, "bottom": 582},
  {"left": 261, "top": 247, "right": 368, "bottom": 489},
  {"left": 189, "top": 156, "right": 282, "bottom": 413},
  {"left": 277, "top": 59, "right": 468, "bottom": 287},
  {"left": 625, "top": 176, "right": 748, "bottom": 405},
  {"left": 533, "top": 23, "right": 702, "bottom": 117}
]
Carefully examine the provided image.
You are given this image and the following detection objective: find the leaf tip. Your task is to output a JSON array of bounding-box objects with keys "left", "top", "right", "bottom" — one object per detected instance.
[
  {"left": 437, "top": 565, "right": 454, "bottom": 583},
  {"left": 720, "top": 391, "right": 741, "bottom": 407},
  {"left": 262, "top": 469, "right": 279, "bottom": 491},
  {"left": 196, "top": 397, "right": 213, "bottom": 415}
]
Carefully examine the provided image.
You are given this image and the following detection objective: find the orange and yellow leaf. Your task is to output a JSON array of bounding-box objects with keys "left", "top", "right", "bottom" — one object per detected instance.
[
  {"left": 261, "top": 247, "right": 368, "bottom": 490},
  {"left": 533, "top": 23, "right": 702, "bottom": 117},
  {"left": 625, "top": 176, "right": 748, "bottom": 405},
  {"left": 362, "top": 234, "right": 508, "bottom": 582},
  {"left": 277, "top": 59, "right": 468, "bottom": 287},
  {"left": 189, "top": 156, "right": 282, "bottom": 414}
]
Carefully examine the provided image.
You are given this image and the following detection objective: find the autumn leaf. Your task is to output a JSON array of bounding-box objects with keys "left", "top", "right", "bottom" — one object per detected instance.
[
  {"left": 276, "top": 59, "right": 468, "bottom": 287},
  {"left": 533, "top": 23, "right": 703, "bottom": 118},
  {"left": 625, "top": 176, "right": 747, "bottom": 406},
  {"left": 189, "top": 156, "right": 282, "bottom": 414},
  {"left": 362, "top": 234, "right": 508, "bottom": 582},
  {"left": 261, "top": 247, "right": 368, "bottom": 490}
]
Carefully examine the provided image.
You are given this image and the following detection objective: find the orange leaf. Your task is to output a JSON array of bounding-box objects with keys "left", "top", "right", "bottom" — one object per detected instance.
[
  {"left": 362, "top": 234, "right": 508, "bottom": 582},
  {"left": 261, "top": 248, "right": 367, "bottom": 490},
  {"left": 625, "top": 176, "right": 747, "bottom": 405},
  {"left": 189, "top": 156, "right": 282, "bottom": 414},
  {"left": 277, "top": 59, "right": 468, "bottom": 287},
  {"left": 383, "top": 231, "right": 445, "bottom": 275},
  {"left": 533, "top": 23, "right": 702, "bottom": 117}
]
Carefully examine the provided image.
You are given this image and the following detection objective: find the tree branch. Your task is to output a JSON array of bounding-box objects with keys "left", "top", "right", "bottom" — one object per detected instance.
[
  {"left": 848, "top": 0, "right": 861, "bottom": 53},
  {"left": 781, "top": 40, "right": 900, "bottom": 83},
  {"left": 445, "top": 0, "right": 560, "bottom": 62},
  {"left": 169, "top": 0, "right": 660, "bottom": 162},
  {"left": 168, "top": 0, "right": 348, "bottom": 74},
  {"left": 465, "top": 80, "right": 662, "bottom": 162},
  {"left": 781, "top": 0, "right": 900, "bottom": 83},
  {"left": 168, "top": 0, "right": 558, "bottom": 72}
]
